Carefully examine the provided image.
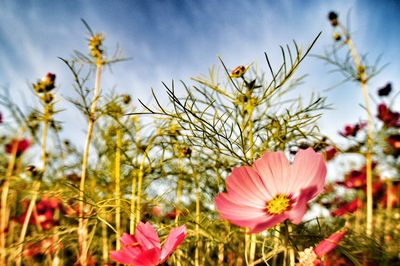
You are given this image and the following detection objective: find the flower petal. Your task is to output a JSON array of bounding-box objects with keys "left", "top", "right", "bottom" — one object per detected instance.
[
  {"left": 314, "top": 230, "right": 346, "bottom": 257},
  {"left": 110, "top": 250, "right": 138, "bottom": 265},
  {"left": 248, "top": 213, "right": 288, "bottom": 233},
  {"left": 215, "top": 193, "right": 267, "bottom": 219},
  {"left": 215, "top": 192, "right": 268, "bottom": 226},
  {"left": 225, "top": 166, "right": 271, "bottom": 207},
  {"left": 160, "top": 225, "right": 186, "bottom": 263},
  {"left": 131, "top": 247, "right": 161, "bottom": 266},
  {"left": 135, "top": 222, "right": 161, "bottom": 250},
  {"left": 118, "top": 233, "right": 144, "bottom": 257},
  {"left": 253, "top": 151, "right": 290, "bottom": 195},
  {"left": 288, "top": 148, "right": 327, "bottom": 197},
  {"left": 288, "top": 186, "right": 318, "bottom": 224}
]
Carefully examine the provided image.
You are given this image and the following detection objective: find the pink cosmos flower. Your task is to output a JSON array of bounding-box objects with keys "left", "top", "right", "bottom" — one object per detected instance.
[
  {"left": 297, "top": 230, "right": 347, "bottom": 266},
  {"left": 110, "top": 222, "right": 186, "bottom": 266},
  {"left": 215, "top": 148, "right": 327, "bottom": 233}
]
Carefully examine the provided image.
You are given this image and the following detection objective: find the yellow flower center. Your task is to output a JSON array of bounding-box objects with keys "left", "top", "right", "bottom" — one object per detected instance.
[{"left": 266, "top": 194, "right": 291, "bottom": 215}]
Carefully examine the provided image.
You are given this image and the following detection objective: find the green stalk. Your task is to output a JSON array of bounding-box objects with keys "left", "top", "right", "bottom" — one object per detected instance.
[
  {"left": 0, "top": 136, "right": 20, "bottom": 265},
  {"left": 135, "top": 136, "right": 156, "bottom": 226},
  {"left": 115, "top": 126, "right": 122, "bottom": 252},
  {"left": 272, "top": 225, "right": 280, "bottom": 266},
  {"left": 78, "top": 63, "right": 102, "bottom": 266},
  {"left": 192, "top": 162, "right": 200, "bottom": 266},
  {"left": 102, "top": 220, "right": 109, "bottom": 264},
  {"left": 17, "top": 104, "right": 50, "bottom": 266},
  {"left": 341, "top": 24, "right": 373, "bottom": 236},
  {"left": 130, "top": 117, "right": 140, "bottom": 234}
]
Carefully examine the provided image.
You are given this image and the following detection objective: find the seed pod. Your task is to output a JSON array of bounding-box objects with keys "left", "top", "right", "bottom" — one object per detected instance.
[
  {"left": 328, "top": 11, "right": 339, "bottom": 27},
  {"left": 42, "top": 93, "right": 54, "bottom": 104}
]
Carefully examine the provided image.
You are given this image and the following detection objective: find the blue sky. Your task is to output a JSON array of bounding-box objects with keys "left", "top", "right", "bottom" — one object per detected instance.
[{"left": 0, "top": 0, "right": 399, "bottom": 150}]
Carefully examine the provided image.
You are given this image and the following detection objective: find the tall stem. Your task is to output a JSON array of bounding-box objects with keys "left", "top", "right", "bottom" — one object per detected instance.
[
  {"left": 115, "top": 126, "right": 122, "bottom": 252},
  {"left": 78, "top": 64, "right": 102, "bottom": 266},
  {"left": 130, "top": 118, "right": 140, "bottom": 234},
  {"left": 174, "top": 155, "right": 183, "bottom": 225},
  {"left": 245, "top": 80, "right": 257, "bottom": 265},
  {"left": 345, "top": 36, "right": 373, "bottom": 236},
  {"left": 135, "top": 137, "right": 155, "bottom": 226},
  {"left": 0, "top": 137, "right": 19, "bottom": 265},
  {"left": 192, "top": 162, "right": 200, "bottom": 266},
  {"left": 17, "top": 104, "right": 50, "bottom": 266},
  {"left": 101, "top": 219, "right": 109, "bottom": 264}
]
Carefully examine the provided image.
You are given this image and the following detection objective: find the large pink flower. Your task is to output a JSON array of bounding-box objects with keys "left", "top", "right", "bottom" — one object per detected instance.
[
  {"left": 215, "top": 148, "right": 327, "bottom": 233},
  {"left": 110, "top": 222, "right": 186, "bottom": 266}
]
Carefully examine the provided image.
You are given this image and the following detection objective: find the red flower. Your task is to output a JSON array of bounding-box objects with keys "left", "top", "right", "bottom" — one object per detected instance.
[
  {"left": 387, "top": 134, "right": 400, "bottom": 158},
  {"left": 339, "top": 122, "right": 366, "bottom": 137},
  {"left": 16, "top": 196, "right": 60, "bottom": 230},
  {"left": 331, "top": 198, "right": 363, "bottom": 217},
  {"left": 377, "top": 104, "right": 400, "bottom": 127},
  {"left": 5, "top": 139, "right": 30, "bottom": 155},
  {"left": 164, "top": 209, "right": 177, "bottom": 220},
  {"left": 325, "top": 146, "right": 337, "bottom": 161},
  {"left": 336, "top": 170, "right": 366, "bottom": 189},
  {"left": 110, "top": 222, "right": 186, "bottom": 265}
]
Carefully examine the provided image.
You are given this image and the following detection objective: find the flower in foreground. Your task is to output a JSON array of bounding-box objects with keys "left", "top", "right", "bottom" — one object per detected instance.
[
  {"left": 215, "top": 148, "right": 327, "bottom": 233},
  {"left": 110, "top": 222, "right": 186, "bottom": 266},
  {"left": 297, "top": 230, "right": 346, "bottom": 266}
]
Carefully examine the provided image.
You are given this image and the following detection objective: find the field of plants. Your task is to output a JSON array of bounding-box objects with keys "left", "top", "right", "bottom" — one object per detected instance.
[{"left": 0, "top": 9, "right": 399, "bottom": 266}]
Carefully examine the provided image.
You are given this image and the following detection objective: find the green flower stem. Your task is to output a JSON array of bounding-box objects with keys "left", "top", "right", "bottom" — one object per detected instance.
[
  {"left": 242, "top": 76, "right": 257, "bottom": 265},
  {"left": 115, "top": 126, "right": 122, "bottom": 252},
  {"left": 102, "top": 220, "right": 109, "bottom": 264},
  {"left": 16, "top": 103, "right": 50, "bottom": 266},
  {"left": 78, "top": 63, "right": 102, "bottom": 266},
  {"left": 192, "top": 161, "right": 200, "bottom": 266},
  {"left": 135, "top": 136, "right": 156, "bottom": 226},
  {"left": 0, "top": 133, "right": 20, "bottom": 265},
  {"left": 272, "top": 225, "right": 281, "bottom": 266},
  {"left": 344, "top": 34, "right": 374, "bottom": 236},
  {"left": 130, "top": 118, "right": 141, "bottom": 234}
]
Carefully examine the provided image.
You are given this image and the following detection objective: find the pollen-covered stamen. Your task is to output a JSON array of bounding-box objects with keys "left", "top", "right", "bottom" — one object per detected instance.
[{"left": 266, "top": 194, "right": 292, "bottom": 215}]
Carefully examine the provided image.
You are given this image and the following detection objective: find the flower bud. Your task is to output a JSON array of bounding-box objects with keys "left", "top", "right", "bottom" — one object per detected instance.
[
  {"left": 377, "top": 83, "right": 392, "bottom": 97},
  {"left": 328, "top": 11, "right": 338, "bottom": 27},
  {"left": 122, "top": 94, "right": 131, "bottom": 105},
  {"left": 89, "top": 33, "right": 104, "bottom": 63},
  {"left": 230, "top": 65, "right": 248, "bottom": 78},
  {"left": 333, "top": 32, "right": 341, "bottom": 41},
  {"left": 42, "top": 93, "right": 54, "bottom": 104}
]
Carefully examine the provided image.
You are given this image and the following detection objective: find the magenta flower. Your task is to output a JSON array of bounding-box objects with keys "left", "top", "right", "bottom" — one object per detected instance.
[
  {"left": 377, "top": 103, "right": 400, "bottom": 127},
  {"left": 339, "top": 122, "right": 366, "bottom": 137},
  {"left": 110, "top": 222, "right": 186, "bottom": 266},
  {"left": 215, "top": 148, "right": 327, "bottom": 233}
]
